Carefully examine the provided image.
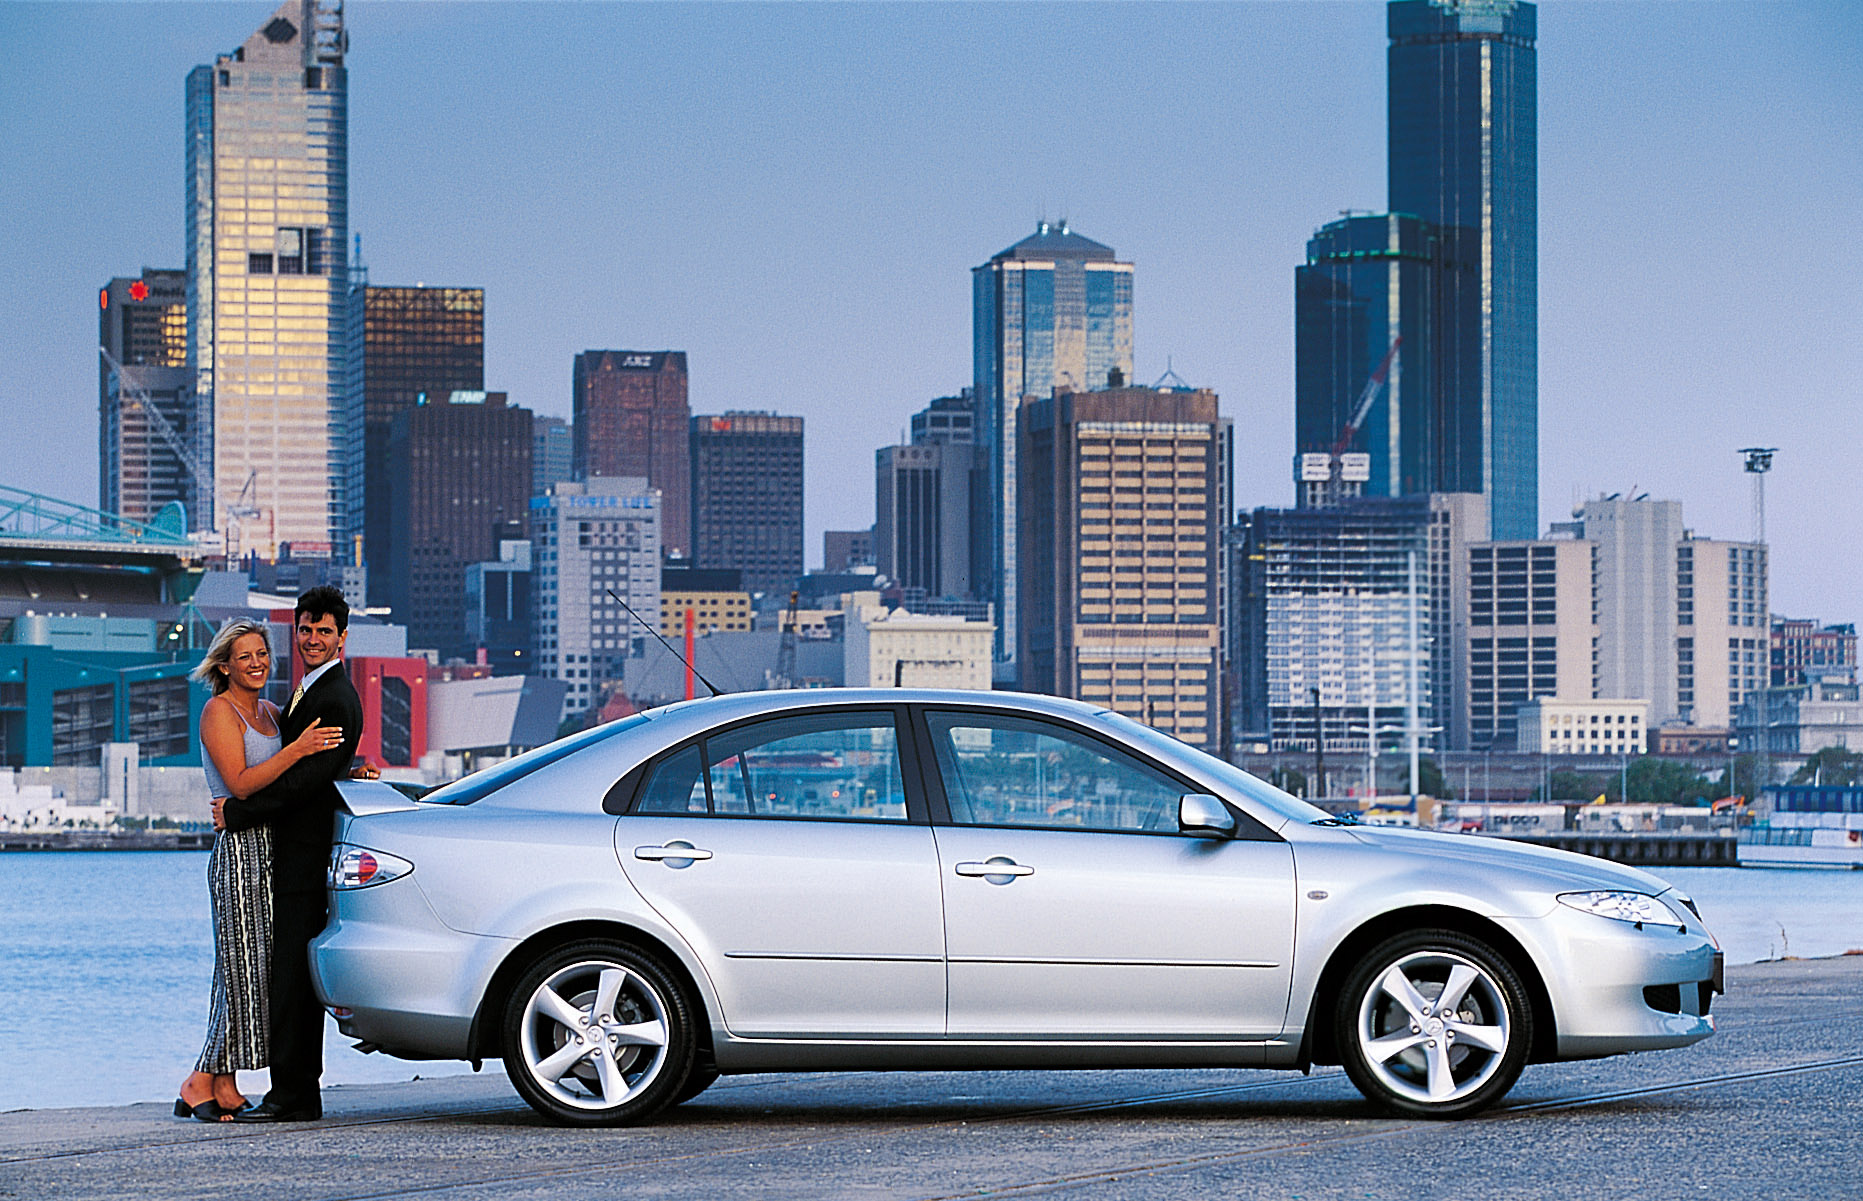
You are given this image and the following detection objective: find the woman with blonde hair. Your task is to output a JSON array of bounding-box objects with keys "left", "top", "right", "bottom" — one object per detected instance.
[{"left": 176, "top": 618, "right": 344, "bottom": 1121}]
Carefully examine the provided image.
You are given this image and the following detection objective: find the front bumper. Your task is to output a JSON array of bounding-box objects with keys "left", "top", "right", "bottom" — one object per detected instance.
[{"left": 1496, "top": 905, "right": 1719, "bottom": 1060}]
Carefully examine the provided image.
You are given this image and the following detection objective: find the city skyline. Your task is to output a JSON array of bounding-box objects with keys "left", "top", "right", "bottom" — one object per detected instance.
[{"left": 2, "top": 2, "right": 1858, "bottom": 622}]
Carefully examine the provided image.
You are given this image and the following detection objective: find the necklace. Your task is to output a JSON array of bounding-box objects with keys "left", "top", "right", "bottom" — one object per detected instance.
[{"left": 224, "top": 693, "right": 266, "bottom": 729}]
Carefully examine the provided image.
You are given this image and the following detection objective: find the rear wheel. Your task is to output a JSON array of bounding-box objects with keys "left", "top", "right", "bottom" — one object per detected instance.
[
  {"left": 502, "top": 940, "right": 695, "bottom": 1126},
  {"left": 1335, "top": 929, "right": 1531, "bottom": 1118}
]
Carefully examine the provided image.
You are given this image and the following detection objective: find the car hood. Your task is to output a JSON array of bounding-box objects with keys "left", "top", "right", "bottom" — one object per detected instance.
[{"left": 1337, "top": 824, "right": 1676, "bottom": 896}]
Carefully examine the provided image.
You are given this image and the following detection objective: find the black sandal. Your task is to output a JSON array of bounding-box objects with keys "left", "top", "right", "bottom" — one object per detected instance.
[{"left": 173, "top": 1096, "right": 227, "bottom": 1122}]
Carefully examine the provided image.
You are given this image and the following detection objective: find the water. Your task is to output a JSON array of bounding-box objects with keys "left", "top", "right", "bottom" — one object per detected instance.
[
  {"left": 1, "top": 853, "right": 1859, "bottom": 1113},
  {"left": 0, "top": 852, "right": 475, "bottom": 1113}
]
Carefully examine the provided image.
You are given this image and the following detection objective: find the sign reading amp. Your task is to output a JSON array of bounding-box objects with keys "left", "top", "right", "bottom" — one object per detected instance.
[{"left": 621, "top": 354, "right": 655, "bottom": 368}]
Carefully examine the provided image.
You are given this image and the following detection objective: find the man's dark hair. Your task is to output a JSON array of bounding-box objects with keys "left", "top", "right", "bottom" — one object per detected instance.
[{"left": 296, "top": 585, "right": 350, "bottom": 632}]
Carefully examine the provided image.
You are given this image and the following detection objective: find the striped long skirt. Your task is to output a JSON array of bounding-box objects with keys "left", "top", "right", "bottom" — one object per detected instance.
[{"left": 196, "top": 824, "right": 273, "bottom": 1073}]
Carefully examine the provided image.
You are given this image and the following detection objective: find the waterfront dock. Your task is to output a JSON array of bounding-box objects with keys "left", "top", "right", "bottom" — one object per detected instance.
[{"left": 2, "top": 955, "right": 1858, "bottom": 1200}]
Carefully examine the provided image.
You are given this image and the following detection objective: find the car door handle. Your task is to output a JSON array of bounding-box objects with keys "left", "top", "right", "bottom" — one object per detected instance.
[
  {"left": 955, "top": 857, "right": 1034, "bottom": 879},
  {"left": 634, "top": 841, "right": 713, "bottom": 865}
]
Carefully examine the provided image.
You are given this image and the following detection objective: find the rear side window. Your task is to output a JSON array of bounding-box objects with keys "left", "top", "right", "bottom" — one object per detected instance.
[{"left": 633, "top": 711, "right": 907, "bottom": 821}]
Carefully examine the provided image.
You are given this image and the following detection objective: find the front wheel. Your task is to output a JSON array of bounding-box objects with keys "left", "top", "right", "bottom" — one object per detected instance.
[
  {"left": 1335, "top": 929, "right": 1532, "bottom": 1119},
  {"left": 502, "top": 940, "right": 696, "bottom": 1126}
]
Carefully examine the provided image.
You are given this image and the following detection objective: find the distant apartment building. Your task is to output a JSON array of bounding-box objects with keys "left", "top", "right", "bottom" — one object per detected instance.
[
  {"left": 1673, "top": 533, "right": 1769, "bottom": 729},
  {"left": 99, "top": 269, "right": 191, "bottom": 525},
  {"left": 660, "top": 564, "right": 751, "bottom": 635},
  {"left": 384, "top": 391, "right": 532, "bottom": 658},
  {"left": 531, "top": 477, "right": 662, "bottom": 718},
  {"left": 690, "top": 411, "right": 804, "bottom": 596},
  {"left": 1019, "top": 385, "right": 1228, "bottom": 752},
  {"left": 1737, "top": 679, "right": 1863, "bottom": 761},
  {"left": 911, "top": 392, "right": 976, "bottom": 445},
  {"left": 574, "top": 351, "right": 690, "bottom": 556},
  {"left": 1773, "top": 617, "right": 1858, "bottom": 687},
  {"left": 1456, "top": 496, "right": 1767, "bottom": 749},
  {"left": 464, "top": 537, "right": 533, "bottom": 675},
  {"left": 1514, "top": 698, "right": 1649, "bottom": 757},
  {"left": 1464, "top": 537, "right": 1595, "bottom": 751},
  {"left": 532, "top": 414, "right": 574, "bottom": 498},
  {"left": 1235, "top": 497, "right": 1432, "bottom": 756},
  {"left": 822, "top": 530, "right": 874, "bottom": 573},
  {"left": 844, "top": 600, "right": 993, "bottom": 691},
  {"left": 345, "top": 285, "right": 485, "bottom": 600}
]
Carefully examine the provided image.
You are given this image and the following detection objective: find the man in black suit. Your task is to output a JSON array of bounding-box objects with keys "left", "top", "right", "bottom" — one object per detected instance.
[{"left": 220, "top": 586, "right": 364, "bottom": 1122}]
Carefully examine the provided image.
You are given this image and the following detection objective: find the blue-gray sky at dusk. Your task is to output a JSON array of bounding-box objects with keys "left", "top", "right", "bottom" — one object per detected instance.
[{"left": 2, "top": 2, "right": 1858, "bottom": 621}]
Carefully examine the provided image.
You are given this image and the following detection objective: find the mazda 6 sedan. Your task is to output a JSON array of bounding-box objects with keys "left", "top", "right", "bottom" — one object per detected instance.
[{"left": 312, "top": 689, "right": 1721, "bottom": 1125}]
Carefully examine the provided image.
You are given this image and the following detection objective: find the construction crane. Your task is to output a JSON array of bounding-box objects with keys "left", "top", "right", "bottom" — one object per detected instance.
[
  {"left": 1296, "top": 335, "right": 1401, "bottom": 508},
  {"left": 772, "top": 590, "right": 801, "bottom": 689},
  {"left": 100, "top": 346, "right": 263, "bottom": 557}
]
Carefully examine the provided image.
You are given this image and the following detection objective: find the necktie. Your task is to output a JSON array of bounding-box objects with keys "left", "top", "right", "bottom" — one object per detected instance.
[{"left": 288, "top": 684, "right": 305, "bottom": 715}]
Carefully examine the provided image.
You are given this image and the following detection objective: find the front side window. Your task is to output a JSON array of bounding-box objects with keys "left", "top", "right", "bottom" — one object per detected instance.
[
  {"left": 925, "top": 711, "right": 1183, "bottom": 833},
  {"left": 635, "top": 711, "right": 907, "bottom": 821}
]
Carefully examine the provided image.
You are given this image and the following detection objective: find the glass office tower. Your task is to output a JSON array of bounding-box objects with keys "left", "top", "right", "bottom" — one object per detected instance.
[
  {"left": 1295, "top": 213, "right": 1470, "bottom": 503},
  {"left": 186, "top": 0, "right": 349, "bottom": 557},
  {"left": 973, "top": 221, "right": 1133, "bottom": 670},
  {"left": 1388, "top": 0, "right": 1537, "bottom": 540}
]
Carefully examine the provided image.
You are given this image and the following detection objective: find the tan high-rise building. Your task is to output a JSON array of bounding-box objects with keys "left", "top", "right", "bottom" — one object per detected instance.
[
  {"left": 1018, "top": 385, "right": 1229, "bottom": 752},
  {"left": 186, "top": 1, "right": 349, "bottom": 558}
]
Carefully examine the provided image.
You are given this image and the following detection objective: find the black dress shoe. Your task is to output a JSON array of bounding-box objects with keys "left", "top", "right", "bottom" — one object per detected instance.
[{"left": 231, "top": 1099, "right": 321, "bottom": 1123}]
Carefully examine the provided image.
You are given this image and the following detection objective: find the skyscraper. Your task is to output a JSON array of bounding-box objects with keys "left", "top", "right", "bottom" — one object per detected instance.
[
  {"left": 384, "top": 391, "right": 533, "bottom": 659},
  {"left": 1388, "top": 0, "right": 1538, "bottom": 540},
  {"left": 186, "top": 0, "right": 350, "bottom": 557},
  {"left": 689, "top": 411, "right": 803, "bottom": 596},
  {"left": 573, "top": 351, "right": 690, "bottom": 557},
  {"left": 973, "top": 222, "right": 1133, "bottom": 670},
  {"left": 1294, "top": 214, "right": 1478, "bottom": 503},
  {"left": 1019, "top": 385, "right": 1229, "bottom": 752},
  {"left": 99, "top": 270, "right": 191, "bottom": 524},
  {"left": 346, "top": 285, "right": 484, "bottom": 602}
]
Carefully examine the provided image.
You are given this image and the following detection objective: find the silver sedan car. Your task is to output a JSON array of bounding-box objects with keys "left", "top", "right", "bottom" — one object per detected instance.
[{"left": 312, "top": 689, "right": 1720, "bottom": 1125}]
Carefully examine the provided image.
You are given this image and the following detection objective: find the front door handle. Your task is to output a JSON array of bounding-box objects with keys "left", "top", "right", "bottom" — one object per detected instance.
[
  {"left": 634, "top": 841, "right": 713, "bottom": 868},
  {"left": 955, "top": 856, "right": 1034, "bottom": 884}
]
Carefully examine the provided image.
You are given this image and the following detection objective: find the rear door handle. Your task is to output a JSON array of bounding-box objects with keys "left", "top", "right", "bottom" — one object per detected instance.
[
  {"left": 955, "top": 857, "right": 1034, "bottom": 881},
  {"left": 634, "top": 841, "right": 712, "bottom": 867}
]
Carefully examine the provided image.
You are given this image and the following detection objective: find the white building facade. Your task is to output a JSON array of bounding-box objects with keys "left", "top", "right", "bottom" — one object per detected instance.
[{"left": 531, "top": 478, "right": 661, "bottom": 720}]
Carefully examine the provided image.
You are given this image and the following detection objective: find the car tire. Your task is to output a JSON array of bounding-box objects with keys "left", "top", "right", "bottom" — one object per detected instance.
[
  {"left": 1335, "top": 928, "right": 1532, "bottom": 1119},
  {"left": 502, "top": 939, "right": 695, "bottom": 1127}
]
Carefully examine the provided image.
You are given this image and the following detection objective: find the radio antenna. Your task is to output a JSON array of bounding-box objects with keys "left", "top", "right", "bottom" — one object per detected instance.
[{"left": 606, "top": 588, "right": 722, "bottom": 697}]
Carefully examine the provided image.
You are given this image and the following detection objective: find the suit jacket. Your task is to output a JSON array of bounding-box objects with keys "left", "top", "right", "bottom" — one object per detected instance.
[{"left": 223, "top": 660, "right": 365, "bottom": 892}]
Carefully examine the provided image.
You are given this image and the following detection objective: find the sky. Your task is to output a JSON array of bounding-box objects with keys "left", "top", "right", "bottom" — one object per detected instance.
[{"left": 2, "top": 1, "right": 1859, "bottom": 623}]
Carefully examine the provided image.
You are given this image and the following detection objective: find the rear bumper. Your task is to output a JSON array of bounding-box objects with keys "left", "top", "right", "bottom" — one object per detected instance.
[{"left": 310, "top": 877, "right": 514, "bottom": 1059}]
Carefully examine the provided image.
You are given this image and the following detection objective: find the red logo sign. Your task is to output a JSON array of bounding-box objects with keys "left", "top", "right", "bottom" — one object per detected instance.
[{"left": 128, "top": 280, "right": 150, "bottom": 302}]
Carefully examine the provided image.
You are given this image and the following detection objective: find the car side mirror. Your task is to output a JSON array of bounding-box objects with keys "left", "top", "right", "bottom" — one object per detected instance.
[{"left": 1178, "top": 793, "right": 1236, "bottom": 839}]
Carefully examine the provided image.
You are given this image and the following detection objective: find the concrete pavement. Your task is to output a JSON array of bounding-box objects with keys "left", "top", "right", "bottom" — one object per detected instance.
[{"left": 3, "top": 956, "right": 1859, "bottom": 1200}]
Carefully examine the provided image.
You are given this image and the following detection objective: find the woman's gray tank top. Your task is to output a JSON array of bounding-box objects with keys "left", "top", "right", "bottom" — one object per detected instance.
[{"left": 201, "top": 700, "right": 284, "bottom": 799}]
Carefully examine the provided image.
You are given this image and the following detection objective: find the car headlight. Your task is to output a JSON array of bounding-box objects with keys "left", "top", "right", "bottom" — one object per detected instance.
[
  {"left": 1556, "top": 890, "right": 1685, "bottom": 930},
  {"left": 330, "top": 844, "right": 414, "bottom": 890}
]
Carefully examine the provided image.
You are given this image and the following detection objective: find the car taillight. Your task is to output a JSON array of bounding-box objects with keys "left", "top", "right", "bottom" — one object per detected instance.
[{"left": 330, "top": 844, "right": 413, "bottom": 890}]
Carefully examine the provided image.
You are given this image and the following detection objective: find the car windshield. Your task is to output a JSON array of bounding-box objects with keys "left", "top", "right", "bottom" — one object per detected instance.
[
  {"left": 1096, "top": 711, "right": 1332, "bottom": 827},
  {"left": 420, "top": 714, "right": 652, "bottom": 806}
]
